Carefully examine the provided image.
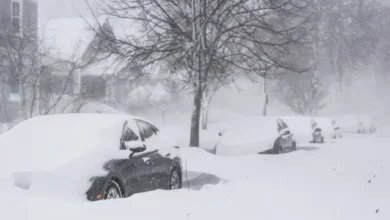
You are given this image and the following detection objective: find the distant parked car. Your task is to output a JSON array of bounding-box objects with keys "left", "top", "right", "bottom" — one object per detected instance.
[
  {"left": 357, "top": 115, "right": 377, "bottom": 134},
  {"left": 335, "top": 115, "right": 376, "bottom": 134},
  {"left": 310, "top": 119, "right": 324, "bottom": 144},
  {"left": 215, "top": 117, "right": 296, "bottom": 156},
  {"left": 273, "top": 118, "right": 297, "bottom": 154},
  {"left": 0, "top": 114, "right": 182, "bottom": 201},
  {"left": 332, "top": 119, "right": 343, "bottom": 139}
]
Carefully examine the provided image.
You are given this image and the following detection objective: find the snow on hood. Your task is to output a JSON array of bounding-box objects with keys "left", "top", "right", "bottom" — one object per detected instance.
[{"left": 0, "top": 114, "right": 138, "bottom": 178}]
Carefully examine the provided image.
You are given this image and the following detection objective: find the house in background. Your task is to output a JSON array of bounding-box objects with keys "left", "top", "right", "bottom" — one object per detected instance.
[
  {"left": 0, "top": 0, "right": 38, "bottom": 36},
  {"left": 40, "top": 17, "right": 140, "bottom": 108},
  {"left": 0, "top": 0, "right": 38, "bottom": 122}
]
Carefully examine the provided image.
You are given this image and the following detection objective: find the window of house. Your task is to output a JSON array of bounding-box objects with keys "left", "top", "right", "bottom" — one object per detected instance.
[
  {"left": 12, "top": 2, "right": 21, "bottom": 34},
  {"left": 12, "top": 2, "right": 20, "bottom": 16}
]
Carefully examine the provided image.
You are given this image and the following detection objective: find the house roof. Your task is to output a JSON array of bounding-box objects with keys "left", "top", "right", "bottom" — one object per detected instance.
[
  {"left": 39, "top": 16, "right": 141, "bottom": 59},
  {"left": 39, "top": 17, "right": 95, "bottom": 61},
  {"left": 39, "top": 16, "right": 141, "bottom": 77}
]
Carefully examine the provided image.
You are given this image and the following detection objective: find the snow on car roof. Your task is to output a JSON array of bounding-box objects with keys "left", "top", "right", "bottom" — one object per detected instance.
[{"left": 0, "top": 114, "right": 150, "bottom": 177}]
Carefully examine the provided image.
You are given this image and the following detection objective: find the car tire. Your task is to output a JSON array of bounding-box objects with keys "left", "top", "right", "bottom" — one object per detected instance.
[
  {"left": 104, "top": 180, "right": 123, "bottom": 200},
  {"left": 169, "top": 167, "right": 182, "bottom": 190}
]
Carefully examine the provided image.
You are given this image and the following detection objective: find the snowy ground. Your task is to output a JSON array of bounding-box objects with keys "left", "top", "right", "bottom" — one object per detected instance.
[{"left": 1, "top": 123, "right": 389, "bottom": 219}]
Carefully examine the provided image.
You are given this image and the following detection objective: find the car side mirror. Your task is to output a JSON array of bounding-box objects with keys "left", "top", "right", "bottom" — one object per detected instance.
[
  {"left": 218, "top": 130, "right": 226, "bottom": 137},
  {"left": 127, "top": 142, "right": 146, "bottom": 158}
]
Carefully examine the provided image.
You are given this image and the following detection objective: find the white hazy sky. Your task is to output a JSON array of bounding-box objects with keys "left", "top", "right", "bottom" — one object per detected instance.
[{"left": 38, "top": 0, "right": 91, "bottom": 21}]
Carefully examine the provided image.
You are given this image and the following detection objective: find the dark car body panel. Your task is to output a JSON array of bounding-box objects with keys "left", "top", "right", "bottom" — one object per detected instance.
[
  {"left": 86, "top": 119, "right": 182, "bottom": 201},
  {"left": 258, "top": 118, "right": 296, "bottom": 155}
]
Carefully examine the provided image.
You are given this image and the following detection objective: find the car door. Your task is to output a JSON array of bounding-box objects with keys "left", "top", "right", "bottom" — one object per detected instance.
[
  {"left": 119, "top": 120, "right": 155, "bottom": 194},
  {"left": 136, "top": 120, "right": 174, "bottom": 190}
]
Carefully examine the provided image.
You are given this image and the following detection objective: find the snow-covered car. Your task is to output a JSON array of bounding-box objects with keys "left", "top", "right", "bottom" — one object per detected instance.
[
  {"left": 310, "top": 119, "right": 324, "bottom": 144},
  {"left": 334, "top": 115, "right": 376, "bottom": 134},
  {"left": 0, "top": 114, "right": 182, "bottom": 201},
  {"left": 332, "top": 119, "right": 343, "bottom": 139},
  {"left": 333, "top": 115, "right": 359, "bottom": 134},
  {"left": 215, "top": 117, "right": 296, "bottom": 156},
  {"left": 312, "top": 117, "right": 340, "bottom": 141},
  {"left": 357, "top": 115, "right": 376, "bottom": 134}
]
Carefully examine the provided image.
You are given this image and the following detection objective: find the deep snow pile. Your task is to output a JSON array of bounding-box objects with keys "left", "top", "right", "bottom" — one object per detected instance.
[
  {"left": 0, "top": 112, "right": 389, "bottom": 220},
  {"left": 0, "top": 132, "right": 389, "bottom": 220}
]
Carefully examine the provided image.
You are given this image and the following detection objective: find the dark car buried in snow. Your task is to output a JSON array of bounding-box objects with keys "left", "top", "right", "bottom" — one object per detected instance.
[
  {"left": 310, "top": 119, "right": 325, "bottom": 144},
  {"left": 0, "top": 114, "right": 183, "bottom": 201},
  {"left": 86, "top": 118, "right": 183, "bottom": 201}
]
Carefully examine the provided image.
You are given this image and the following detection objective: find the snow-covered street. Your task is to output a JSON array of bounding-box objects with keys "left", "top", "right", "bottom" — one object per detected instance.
[
  {"left": 1, "top": 0, "right": 390, "bottom": 219},
  {"left": 1, "top": 127, "right": 389, "bottom": 220}
]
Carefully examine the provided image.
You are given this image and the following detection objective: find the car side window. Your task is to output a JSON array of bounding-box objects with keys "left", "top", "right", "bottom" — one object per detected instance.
[
  {"left": 136, "top": 120, "right": 158, "bottom": 140},
  {"left": 123, "top": 128, "right": 139, "bottom": 142}
]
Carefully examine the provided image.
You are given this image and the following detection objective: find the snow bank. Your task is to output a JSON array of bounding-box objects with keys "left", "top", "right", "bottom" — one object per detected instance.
[
  {"left": 2, "top": 133, "right": 390, "bottom": 220},
  {"left": 0, "top": 123, "right": 9, "bottom": 135},
  {"left": 213, "top": 116, "right": 281, "bottom": 156},
  {"left": 280, "top": 116, "right": 313, "bottom": 144}
]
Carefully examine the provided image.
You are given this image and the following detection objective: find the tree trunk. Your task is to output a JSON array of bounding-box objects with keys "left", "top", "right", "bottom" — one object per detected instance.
[
  {"left": 201, "top": 106, "right": 208, "bottom": 130},
  {"left": 1, "top": 87, "right": 10, "bottom": 123},
  {"left": 336, "top": 46, "right": 344, "bottom": 94},
  {"left": 189, "top": 86, "right": 202, "bottom": 147},
  {"left": 262, "top": 76, "right": 268, "bottom": 116},
  {"left": 162, "top": 110, "right": 166, "bottom": 125}
]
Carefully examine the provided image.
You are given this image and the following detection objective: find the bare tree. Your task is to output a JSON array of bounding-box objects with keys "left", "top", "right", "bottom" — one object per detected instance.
[
  {"left": 91, "top": 0, "right": 314, "bottom": 147},
  {"left": 0, "top": 30, "right": 42, "bottom": 120},
  {"left": 0, "top": 24, "right": 113, "bottom": 123},
  {"left": 273, "top": 72, "right": 327, "bottom": 116},
  {"left": 201, "top": 80, "right": 220, "bottom": 130}
]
